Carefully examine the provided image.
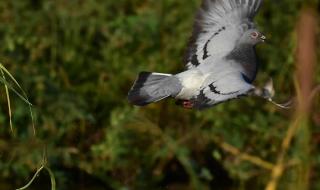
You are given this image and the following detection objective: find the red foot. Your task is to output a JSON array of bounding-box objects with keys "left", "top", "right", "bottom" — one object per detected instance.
[{"left": 182, "top": 100, "right": 194, "bottom": 109}]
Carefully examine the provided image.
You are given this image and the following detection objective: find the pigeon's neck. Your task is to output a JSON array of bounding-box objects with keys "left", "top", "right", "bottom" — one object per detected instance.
[
  {"left": 233, "top": 43, "right": 255, "bottom": 53},
  {"left": 226, "top": 44, "right": 258, "bottom": 82},
  {"left": 227, "top": 44, "right": 256, "bottom": 62},
  {"left": 237, "top": 42, "right": 256, "bottom": 49}
]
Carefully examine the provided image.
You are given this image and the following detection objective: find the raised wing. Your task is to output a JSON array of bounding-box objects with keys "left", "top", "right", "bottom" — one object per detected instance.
[
  {"left": 191, "top": 72, "right": 254, "bottom": 109},
  {"left": 184, "top": 0, "right": 263, "bottom": 69}
]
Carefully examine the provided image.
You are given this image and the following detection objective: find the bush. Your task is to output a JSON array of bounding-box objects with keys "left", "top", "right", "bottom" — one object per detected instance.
[{"left": 0, "top": 0, "right": 319, "bottom": 189}]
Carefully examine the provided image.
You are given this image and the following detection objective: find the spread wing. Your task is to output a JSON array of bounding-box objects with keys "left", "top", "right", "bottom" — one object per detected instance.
[
  {"left": 184, "top": 0, "right": 263, "bottom": 69},
  {"left": 192, "top": 72, "right": 254, "bottom": 109}
]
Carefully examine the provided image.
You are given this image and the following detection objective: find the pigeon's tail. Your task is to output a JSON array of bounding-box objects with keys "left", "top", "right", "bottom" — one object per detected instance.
[{"left": 128, "top": 72, "right": 182, "bottom": 106}]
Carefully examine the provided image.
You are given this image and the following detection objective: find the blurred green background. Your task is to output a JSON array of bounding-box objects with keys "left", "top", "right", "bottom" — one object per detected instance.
[{"left": 0, "top": 0, "right": 319, "bottom": 189}]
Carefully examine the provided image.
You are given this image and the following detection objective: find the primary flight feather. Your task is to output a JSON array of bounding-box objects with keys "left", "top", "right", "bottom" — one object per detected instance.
[{"left": 128, "top": 0, "right": 265, "bottom": 110}]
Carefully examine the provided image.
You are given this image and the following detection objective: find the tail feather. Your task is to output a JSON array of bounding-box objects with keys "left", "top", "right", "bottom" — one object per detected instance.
[{"left": 128, "top": 72, "right": 181, "bottom": 106}]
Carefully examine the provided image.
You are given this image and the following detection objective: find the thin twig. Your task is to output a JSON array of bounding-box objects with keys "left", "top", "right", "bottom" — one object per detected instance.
[
  {"left": 265, "top": 117, "right": 301, "bottom": 190},
  {"left": 215, "top": 140, "right": 275, "bottom": 170},
  {"left": 175, "top": 122, "right": 275, "bottom": 171}
]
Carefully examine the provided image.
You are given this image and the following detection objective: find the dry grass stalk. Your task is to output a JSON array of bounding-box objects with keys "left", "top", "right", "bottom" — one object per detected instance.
[{"left": 265, "top": 8, "right": 317, "bottom": 190}]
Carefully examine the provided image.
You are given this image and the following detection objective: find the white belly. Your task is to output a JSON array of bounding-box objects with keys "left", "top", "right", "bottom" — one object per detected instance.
[{"left": 175, "top": 70, "right": 206, "bottom": 100}]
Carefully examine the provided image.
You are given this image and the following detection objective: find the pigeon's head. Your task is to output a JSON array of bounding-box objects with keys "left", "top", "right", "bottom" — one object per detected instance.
[{"left": 240, "top": 29, "right": 266, "bottom": 45}]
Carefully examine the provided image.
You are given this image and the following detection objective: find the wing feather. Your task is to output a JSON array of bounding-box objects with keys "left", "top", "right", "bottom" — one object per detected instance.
[
  {"left": 192, "top": 72, "right": 254, "bottom": 109},
  {"left": 184, "top": 0, "right": 263, "bottom": 69}
]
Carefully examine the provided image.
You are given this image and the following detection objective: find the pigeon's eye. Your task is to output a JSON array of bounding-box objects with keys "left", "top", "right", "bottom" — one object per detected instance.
[{"left": 251, "top": 32, "right": 259, "bottom": 39}]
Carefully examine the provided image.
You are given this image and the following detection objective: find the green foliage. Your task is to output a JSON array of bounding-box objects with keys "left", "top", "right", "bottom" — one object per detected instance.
[{"left": 0, "top": 0, "right": 319, "bottom": 189}]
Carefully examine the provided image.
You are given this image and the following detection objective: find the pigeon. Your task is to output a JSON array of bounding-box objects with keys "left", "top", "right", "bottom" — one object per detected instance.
[{"left": 128, "top": 0, "right": 266, "bottom": 110}]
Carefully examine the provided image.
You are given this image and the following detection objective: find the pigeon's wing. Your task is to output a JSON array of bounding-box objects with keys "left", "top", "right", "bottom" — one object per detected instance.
[
  {"left": 185, "top": 0, "right": 263, "bottom": 69},
  {"left": 192, "top": 72, "right": 254, "bottom": 109}
]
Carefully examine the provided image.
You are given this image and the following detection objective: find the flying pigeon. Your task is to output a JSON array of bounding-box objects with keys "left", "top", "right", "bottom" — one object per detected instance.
[{"left": 128, "top": 0, "right": 267, "bottom": 110}]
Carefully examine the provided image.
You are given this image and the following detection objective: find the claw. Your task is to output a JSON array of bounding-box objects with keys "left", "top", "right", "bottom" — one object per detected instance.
[
  {"left": 251, "top": 78, "right": 293, "bottom": 109},
  {"left": 268, "top": 98, "right": 293, "bottom": 109}
]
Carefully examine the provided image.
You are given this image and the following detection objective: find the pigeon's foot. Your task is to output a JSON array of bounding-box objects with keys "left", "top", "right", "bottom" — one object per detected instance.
[
  {"left": 182, "top": 100, "right": 194, "bottom": 109},
  {"left": 250, "top": 78, "right": 293, "bottom": 109}
]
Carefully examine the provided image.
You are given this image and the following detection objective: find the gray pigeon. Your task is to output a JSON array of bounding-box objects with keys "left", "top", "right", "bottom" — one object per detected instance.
[{"left": 128, "top": 0, "right": 265, "bottom": 110}]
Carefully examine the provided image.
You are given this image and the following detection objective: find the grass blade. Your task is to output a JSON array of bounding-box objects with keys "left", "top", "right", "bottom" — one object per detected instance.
[
  {"left": 45, "top": 167, "right": 56, "bottom": 190},
  {"left": 15, "top": 165, "right": 56, "bottom": 190},
  {"left": 0, "top": 77, "right": 32, "bottom": 106},
  {"left": 16, "top": 166, "right": 44, "bottom": 190},
  {"left": 0, "top": 63, "right": 36, "bottom": 135},
  {"left": 1, "top": 69, "right": 13, "bottom": 132}
]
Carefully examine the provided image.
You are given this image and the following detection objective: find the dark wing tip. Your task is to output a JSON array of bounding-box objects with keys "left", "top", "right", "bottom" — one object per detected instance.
[
  {"left": 127, "top": 72, "right": 152, "bottom": 106},
  {"left": 127, "top": 90, "right": 149, "bottom": 106},
  {"left": 131, "top": 72, "right": 152, "bottom": 90}
]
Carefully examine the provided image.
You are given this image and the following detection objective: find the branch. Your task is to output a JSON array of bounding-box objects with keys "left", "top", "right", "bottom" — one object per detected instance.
[{"left": 217, "top": 141, "right": 274, "bottom": 170}]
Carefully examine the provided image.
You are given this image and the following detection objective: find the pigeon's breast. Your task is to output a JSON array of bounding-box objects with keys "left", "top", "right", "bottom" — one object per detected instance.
[
  {"left": 226, "top": 45, "right": 258, "bottom": 83},
  {"left": 174, "top": 69, "right": 206, "bottom": 100}
]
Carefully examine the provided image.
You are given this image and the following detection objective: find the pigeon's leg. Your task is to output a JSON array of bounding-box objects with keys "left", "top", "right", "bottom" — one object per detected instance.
[
  {"left": 249, "top": 79, "right": 292, "bottom": 109},
  {"left": 182, "top": 100, "right": 194, "bottom": 109}
]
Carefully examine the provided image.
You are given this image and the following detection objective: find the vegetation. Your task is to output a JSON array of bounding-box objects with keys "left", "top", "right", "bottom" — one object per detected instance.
[{"left": 0, "top": 0, "right": 319, "bottom": 189}]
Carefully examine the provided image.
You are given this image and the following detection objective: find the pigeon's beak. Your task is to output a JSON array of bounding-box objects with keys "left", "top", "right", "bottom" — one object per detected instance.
[{"left": 260, "top": 34, "right": 266, "bottom": 42}]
